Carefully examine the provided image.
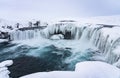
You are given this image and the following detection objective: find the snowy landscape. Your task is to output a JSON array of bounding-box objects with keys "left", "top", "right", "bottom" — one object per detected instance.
[{"left": 0, "top": 16, "right": 120, "bottom": 78}]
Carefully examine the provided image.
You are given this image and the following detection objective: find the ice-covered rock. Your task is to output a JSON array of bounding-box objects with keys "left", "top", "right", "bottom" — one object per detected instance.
[
  {"left": 101, "top": 27, "right": 120, "bottom": 43},
  {"left": 100, "top": 27, "right": 120, "bottom": 64},
  {"left": 0, "top": 39, "right": 9, "bottom": 43},
  {"left": 50, "top": 34, "right": 64, "bottom": 40},
  {"left": 20, "top": 61, "right": 120, "bottom": 78},
  {"left": 0, "top": 60, "right": 13, "bottom": 78}
]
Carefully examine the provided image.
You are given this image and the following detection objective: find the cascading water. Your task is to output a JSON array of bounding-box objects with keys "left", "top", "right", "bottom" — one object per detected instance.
[
  {"left": 9, "top": 23, "right": 120, "bottom": 64},
  {"left": 1, "top": 23, "right": 120, "bottom": 77},
  {"left": 9, "top": 24, "right": 120, "bottom": 64},
  {"left": 10, "top": 29, "right": 43, "bottom": 41}
]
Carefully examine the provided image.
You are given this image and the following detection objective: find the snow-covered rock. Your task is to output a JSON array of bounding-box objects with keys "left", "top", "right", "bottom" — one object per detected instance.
[
  {"left": 0, "top": 39, "right": 9, "bottom": 43},
  {"left": 20, "top": 61, "right": 120, "bottom": 78},
  {"left": 50, "top": 34, "right": 64, "bottom": 40},
  {"left": 0, "top": 60, "right": 13, "bottom": 78}
]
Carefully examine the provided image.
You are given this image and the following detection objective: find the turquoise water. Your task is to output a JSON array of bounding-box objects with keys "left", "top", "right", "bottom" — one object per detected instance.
[{"left": 0, "top": 39, "right": 102, "bottom": 78}]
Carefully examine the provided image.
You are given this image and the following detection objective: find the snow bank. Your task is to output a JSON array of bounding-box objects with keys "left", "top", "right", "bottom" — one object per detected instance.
[
  {"left": 0, "top": 60, "right": 13, "bottom": 78},
  {"left": 20, "top": 61, "right": 120, "bottom": 78},
  {"left": 75, "top": 61, "right": 120, "bottom": 78}
]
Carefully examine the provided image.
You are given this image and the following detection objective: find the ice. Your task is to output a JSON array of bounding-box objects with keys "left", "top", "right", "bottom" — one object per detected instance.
[
  {"left": 100, "top": 27, "right": 120, "bottom": 64},
  {"left": 109, "top": 46, "right": 120, "bottom": 66},
  {"left": 20, "top": 61, "right": 120, "bottom": 78},
  {"left": 101, "top": 27, "right": 120, "bottom": 42},
  {"left": 113, "top": 59, "right": 120, "bottom": 68}
]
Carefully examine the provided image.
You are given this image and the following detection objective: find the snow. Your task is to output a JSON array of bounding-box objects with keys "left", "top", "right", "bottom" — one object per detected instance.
[
  {"left": 0, "top": 39, "right": 8, "bottom": 43},
  {"left": 0, "top": 60, "right": 13, "bottom": 68},
  {"left": 0, "top": 19, "right": 15, "bottom": 26},
  {"left": 78, "top": 15, "right": 120, "bottom": 25},
  {"left": 50, "top": 34, "right": 64, "bottom": 40},
  {"left": 20, "top": 61, "right": 120, "bottom": 78},
  {"left": 0, "top": 60, "right": 13, "bottom": 78},
  {"left": 0, "top": 25, "right": 18, "bottom": 33},
  {"left": 75, "top": 61, "right": 120, "bottom": 77},
  {"left": 101, "top": 27, "right": 120, "bottom": 42}
]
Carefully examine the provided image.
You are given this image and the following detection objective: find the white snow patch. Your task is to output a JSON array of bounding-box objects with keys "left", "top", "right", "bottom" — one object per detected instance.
[
  {"left": 0, "top": 60, "right": 13, "bottom": 78},
  {"left": 50, "top": 34, "right": 64, "bottom": 40},
  {"left": 0, "top": 39, "right": 8, "bottom": 43}
]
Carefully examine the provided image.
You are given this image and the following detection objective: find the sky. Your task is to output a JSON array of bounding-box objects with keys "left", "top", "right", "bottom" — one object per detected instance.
[{"left": 0, "top": 0, "right": 120, "bottom": 21}]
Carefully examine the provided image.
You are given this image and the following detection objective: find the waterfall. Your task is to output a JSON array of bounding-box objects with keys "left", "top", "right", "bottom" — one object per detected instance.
[
  {"left": 10, "top": 29, "right": 43, "bottom": 41},
  {"left": 9, "top": 25, "right": 110, "bottom": 55},
  {"left": 9, "top": 24, "right": 120, "bottom": 67},
  {"left": 106, "top": 38, "right": 120, "bottom": 64},
  {"left": 41, "top": 25, "right": 120, "bottom": 67}
]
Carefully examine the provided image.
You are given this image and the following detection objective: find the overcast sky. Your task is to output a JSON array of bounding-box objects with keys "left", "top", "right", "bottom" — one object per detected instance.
[{"left": 0, "top": 0, "right": 120, "bottom": 21}]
